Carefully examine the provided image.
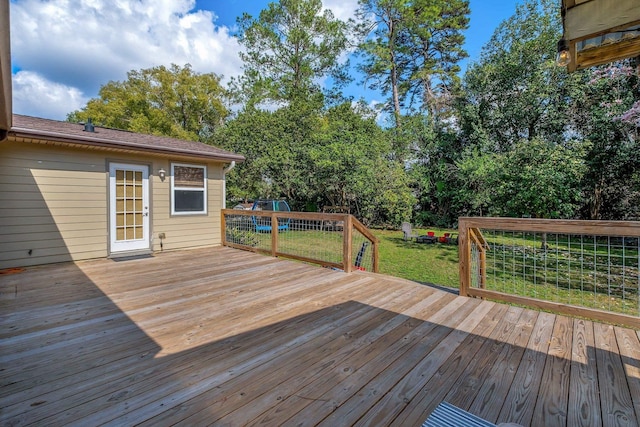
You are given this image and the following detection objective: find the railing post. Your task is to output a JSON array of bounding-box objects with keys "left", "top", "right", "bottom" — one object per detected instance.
[
  {"left": 480, "top": 244, "right": 486, "bottom": 290},
  {"left": 271, "top": 212, "right": 278, "bottom": 257},
  {"left": 372, "top": 240, "right": 379, "bottom": 273},
  {"left": 221, "top": 209, "right": 227, "bottom": 246},
  {"left": 458, "top": 218, "right": 470, "bottom": 297},
  {"left": 343, "top": 215, "right": 353, "bottom": 273}
]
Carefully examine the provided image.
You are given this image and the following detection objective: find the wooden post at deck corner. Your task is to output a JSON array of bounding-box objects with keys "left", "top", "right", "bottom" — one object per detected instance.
[
  {"left": 343, "top": 215, "right": 353, "bottom": 273},
  {"left": 458, "top": 218, "right": 470, "bottom": 297},
  {"left": 221, "top": 210, "right": 227, "bottom": 246},
  {"left": 372, "top": 241, "right": 379, "bottom": 273},
  {"left": 480, "top": 245, "right": 487, "bottom": 290}
]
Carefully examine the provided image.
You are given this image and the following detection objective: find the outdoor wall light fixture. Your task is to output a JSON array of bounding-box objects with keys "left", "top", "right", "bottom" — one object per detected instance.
[
  {"left": 158, "top": 168, "right": 166, "bottom": 181},
  {"left": 556, "top": 37, "right": 571, "bottom": 67}
]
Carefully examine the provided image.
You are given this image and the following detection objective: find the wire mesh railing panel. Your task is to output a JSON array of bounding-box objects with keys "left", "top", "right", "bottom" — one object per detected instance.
[
  {"left": 223, "top": 210, "right": 379, "bottom": 272},
  {"left": 470, "top": 241, "right": 481, "bottom": 289},
  {"left": 477, "top": 229, "right": 639, "bottom": 317},
  {"left": 352, "top": 228, "right": 374, "bottom": 272},
  {"left": 223, "top": 213, "right": 272, "bottom": 252},
  {"left": 276, "top": 215, "right": 344, "bottom": 267}
]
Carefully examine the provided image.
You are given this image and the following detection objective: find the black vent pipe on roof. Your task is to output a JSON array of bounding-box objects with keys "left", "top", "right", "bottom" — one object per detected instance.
[{"left": 83, "top": 118, "right": 95, "bottom": 132}]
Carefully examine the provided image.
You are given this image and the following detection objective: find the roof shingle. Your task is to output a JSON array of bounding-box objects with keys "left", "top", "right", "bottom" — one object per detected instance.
[{"left": 9, "top": 114, "right": 244, "bottom": 162}]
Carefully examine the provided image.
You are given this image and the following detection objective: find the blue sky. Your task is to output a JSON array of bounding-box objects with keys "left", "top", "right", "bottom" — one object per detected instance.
[{"left": 10, "top": 0, "right": 523, "bottom": 120}]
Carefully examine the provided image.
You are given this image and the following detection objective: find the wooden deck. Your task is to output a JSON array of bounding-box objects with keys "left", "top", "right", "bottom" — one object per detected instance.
[{"left": 1, "top": 247, "right": 639, "bottom": 426}]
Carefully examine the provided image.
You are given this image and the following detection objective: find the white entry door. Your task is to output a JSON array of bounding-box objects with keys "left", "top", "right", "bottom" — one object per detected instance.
[{"left": 109, "top": 163, "right": 150, "bottom": 253}]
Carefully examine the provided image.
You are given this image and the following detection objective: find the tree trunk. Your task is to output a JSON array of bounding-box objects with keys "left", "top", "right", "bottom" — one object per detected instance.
[
  {"left": 391, "top": 62, "right": 402, "bottom": 128},
  {"left": 541, "top": 232, "right": 548, "bottom": 250},
  {"left": 589, "top": 179, "right": 604, "bottom": 219},
  {"left": 388, "top": 18, "right": 402, "bottom": 129}
]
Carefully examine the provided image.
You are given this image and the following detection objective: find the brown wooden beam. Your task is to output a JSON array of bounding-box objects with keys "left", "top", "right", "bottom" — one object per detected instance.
[
  {"left": 576, "top": 37, "right": 640, "bottom": 70},
  {"left": 467, "top": 287, "right": 640, "bottom": 329}
]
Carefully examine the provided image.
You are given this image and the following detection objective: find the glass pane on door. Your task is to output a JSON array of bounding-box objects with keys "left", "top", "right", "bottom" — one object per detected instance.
[{"left": 115, "top": 168, "right": 145, "bottom": 242}]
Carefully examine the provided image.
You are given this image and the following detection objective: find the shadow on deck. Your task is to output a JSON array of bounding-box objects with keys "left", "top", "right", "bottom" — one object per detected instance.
[{"left": 1, "top": 247, "right": 639, "bottom": 426}]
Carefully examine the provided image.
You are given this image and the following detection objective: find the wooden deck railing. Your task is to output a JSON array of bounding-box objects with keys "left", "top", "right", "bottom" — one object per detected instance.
[
  {"left": 222, "top": 209, "right": 379, "bottom": 273},
  {"left": 459, "top": 217, "right": 640, "bottom": 328}
]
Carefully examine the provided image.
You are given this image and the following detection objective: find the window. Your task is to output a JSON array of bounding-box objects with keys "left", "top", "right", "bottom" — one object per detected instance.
[{"left": 171, "top": 163, "right": 207, "bottom": 215}]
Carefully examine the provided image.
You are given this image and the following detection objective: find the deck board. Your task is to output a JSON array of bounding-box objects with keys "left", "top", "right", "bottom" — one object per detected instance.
[
  {"left": 313, "top": 297, "right": 484, "bottom": 427},
  {"left": 444, "top": 306, "right": 528, "bottom": 412},
  {"left": 467, "top": 308, "right": 539, "bottom": 423},
  {"left": 614, "top": 327, "right": 640, "bottom": 424},
  {"left": 496, "top": 311, "right": 555, "bottom": 426},
  {"left": 388, "top": 303, "right": 510, "bottom": 427},
  {"left": 568, "top": 319, "right": 601, "bottom": 427},
  {"left": 534, "top": 315, "right": 573, "bottom": 426},
  {"left": 1, "top": 246, "right": 639, "bottom": 426},
  {"left": 594, "top": 322, "right": 638, "bottom": 427},
  {"left": 140, "top": 288, "right": 425, "bottom": 426},
  {"left": 250, "top": 291, "right": 456, "bottom": 427}
]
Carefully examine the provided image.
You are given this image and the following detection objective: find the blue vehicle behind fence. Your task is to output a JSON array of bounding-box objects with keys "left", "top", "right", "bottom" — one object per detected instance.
[{"left": 251, "top": 199, "right": 291, "bottom": 232}]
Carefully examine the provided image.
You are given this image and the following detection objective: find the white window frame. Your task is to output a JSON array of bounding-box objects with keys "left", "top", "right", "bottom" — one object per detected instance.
[{"left": 171, "top": 162, "right": 207, "bottom": 215}]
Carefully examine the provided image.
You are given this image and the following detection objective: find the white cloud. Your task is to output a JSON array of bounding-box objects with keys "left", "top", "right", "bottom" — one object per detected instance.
[
  {"left": 10, "top": 0, "right": 243, "bottom": 119},
  {"left": 323, "top": 0, "right": 359, "bottom": 22},
  {"left": 12, "top": 71, "right": 89, "bottom": 120},
  {"left": 367, "top": 99, "right": 388, "bottom": 124},
  {"left": 347, "top": 98, "right": 389, "bottom": 126}
]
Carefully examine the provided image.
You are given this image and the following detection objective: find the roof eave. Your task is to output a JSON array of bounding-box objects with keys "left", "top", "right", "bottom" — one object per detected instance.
[{"left": 8, "top": 127, "right": 245, "bottom": 163}]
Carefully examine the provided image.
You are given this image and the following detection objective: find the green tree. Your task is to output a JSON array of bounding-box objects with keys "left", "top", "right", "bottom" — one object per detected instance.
[
  {"left": 224, "top": 0, "right": 356, "bottom": 211},
  {"left": 448, "top": 139, "right": 587, "bottom": 222},
  {"left": 453, "top": 149, "right": 500, "bottom": 217},
  {"left": 356, "top": 0, "right": 408, "bottom": 128},
  {"left": 492, "top": 138, "right": 588, "bottom": 219},
  {"left": 460, "top": 0, "right": 574, "bottom": 152},
  {"left": 233, "top": 0, "right": 350, "bottom": 107},
  {"left": 573, "top": 63, "right": 640, "bottom": 220},
  {"left": 217, "top": 109, "right": 278, "bottom": 202},
  {"left": 457, "top": 0, "right": 640, "bottom": 223},
  {"left": 403, "top": 0, "right": 469, "bottom": 119},
  {"left": 220, "top": 102, "right": 414, "bottom": 225},
  {"left": 68, "top": 64, "right": 228, "bottom": 141},
  {"left": 356, "top": 0, "right": 469, "bottom": 127},
  {"left": 405, "top": 114, "right": 465, "bottom": 226},
  {"left": 218, "top": 104, "right": 320, "bottom": 208},
  {"left": 310, "top": 102, "right": 415, "bottom": 225}
]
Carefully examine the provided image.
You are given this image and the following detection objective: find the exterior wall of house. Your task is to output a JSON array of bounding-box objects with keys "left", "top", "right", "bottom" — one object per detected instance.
[
  {"left": 0, "top": 141, "right": 108, "bottom": 268},
  {"left": 150, "top": 158, "right": 223, "bottom": 253},
  {"left": 0, "top": 139, "right": 225, "bottom": 269}
]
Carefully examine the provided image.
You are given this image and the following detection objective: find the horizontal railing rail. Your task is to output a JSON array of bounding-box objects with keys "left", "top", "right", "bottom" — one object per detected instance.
[
  {"left": 459, "top": 217, "right": 640, "bottom": 328},
  {"left": 222, "top": 209, "right": 379, "bottom": 273}
]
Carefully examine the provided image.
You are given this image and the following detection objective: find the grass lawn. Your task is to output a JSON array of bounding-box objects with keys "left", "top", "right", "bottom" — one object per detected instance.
[
  {"left": 373, "top": 227, "right": 460, "bottom": 289},
  {"left": 372, "top": 227, "right": 639, "bottom": 316},
  {"left": 226, "top": 221, "right": 461, "bottom": 287}
]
